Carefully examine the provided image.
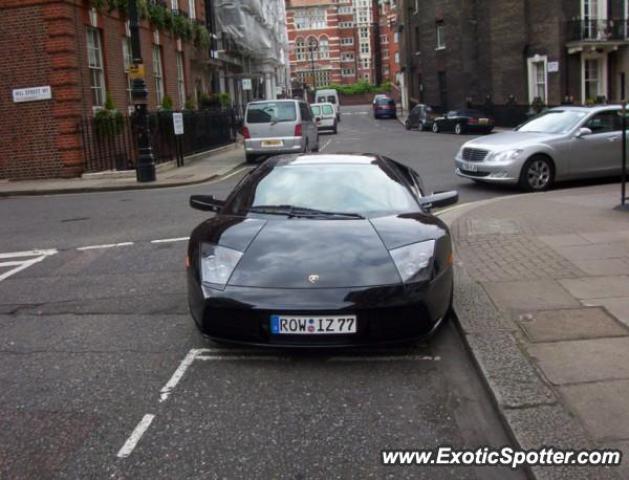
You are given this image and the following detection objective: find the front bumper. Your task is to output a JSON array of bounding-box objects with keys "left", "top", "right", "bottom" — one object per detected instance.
[
  {"left": 188, "top": 270, "right": 453, "bottom": 347},
  {"left": 454, "top": 157, "right": 520, "bottom": 184}
]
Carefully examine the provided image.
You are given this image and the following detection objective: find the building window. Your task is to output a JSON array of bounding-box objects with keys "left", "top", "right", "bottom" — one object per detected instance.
[
  {"left": 395, "top": 52, "right": 399, "bottom": 64},
  {"left": 86, "top": 27, "right": 106, "bottom": 108},
  {"left": 122, "top": 37, "right": 133, "bottom": 104},
  {"left": 338, "top": 6, "right": 352, "bottom": 14},
  {"left": 380, "top": 34, "right": 389, "bottom": 44},
  {"left": 188, "top": 0, "right": 196, "bottom": 19},
  {"left": 394, "top": 32, "right": 399, "bottom": 43},
  {"left": 176, "top": 51, "right": 186, "bottom": 108},
  {"left": 153, "top": 45, "right": 164, "bottom": 105},
  {"left": 319, "top": 37, "right": 329, "bottom": 59},
  {"left": 360, "top": 42, "right": 369, "bottom": 54},
  {"left": 527, "top": 56, "right": 547, "bottom": 103},
  {"left": 295, "top": 38, "right": 306, "bottom": 61},
  {"left": 295, "top": 8, "right": 327, "bottom": 29},
  {"left": 339, "top": 21, "right": 354, "bottom": 28},
  {"left": 584, "top": 58, "right": 603, "bottom": 101},
  {"left": 360, "top": 27, "right": 369, "bottom": 38},
  {"left": 171, "top": 0, "right": 178, "bottom": 10},
  {"left": 341, "top": 52, "right": 354, "bottom": 62},
  {"left": 436, "top": 23, "right": 445, "bottom": 49},
  {"left": 341, "top": 37, "right": 354, "bottom": 45},
  {"left": 296, "top": 70, "right": 330, "bottom": 87},
  {"left": 361, "top": 58, "right": 370, "bottom": 69},
  {"left": 341, "top": 68, "right": 355, "bottom": 76}
]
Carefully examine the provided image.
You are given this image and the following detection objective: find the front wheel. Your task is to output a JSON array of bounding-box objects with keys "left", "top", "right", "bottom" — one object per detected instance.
[
  {"left": 454, "top": 123, "right": 464, "bottom": 135},
  {"left": 432, "top": 122, "right": 440, "bottom": 133},
  {"left": 404, "top": 120, "right": 411, "bottom": 130},
  {"left": 245, "top": 153, "right": 257, "bottom": 164},
  {"left": 519, "top": 156, "right": 554, "bottom": 192}
]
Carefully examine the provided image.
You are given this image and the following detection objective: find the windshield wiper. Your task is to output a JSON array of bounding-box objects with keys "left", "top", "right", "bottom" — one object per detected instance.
[{"left": 248, "top": 205, "right": 365, "bottom": 219}]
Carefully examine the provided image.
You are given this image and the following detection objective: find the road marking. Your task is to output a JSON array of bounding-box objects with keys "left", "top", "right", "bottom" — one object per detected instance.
[
  {"left": 320, "top": 139, "right": 332, "bottom": 151},
  {"left": 159, "top": 348, "right": 204, "bottom": 402},
  {"left": 116, "top": 414, "right": 155, "bottom": 459},
  {"left": 0, "top": 249, "right": 58, "bottom": 283},
  {"left": 196, "top": 355, "right": 290, "bottom": 361},
  {"left": 76, "top": 242, "right": 134, "bottom": 251},
  {"left": 150, "top": 237, "right": 189, "bottom": 244},
  {"left": 328, "top": 355, "right": 440, "bottom": 362},
  {"left": 210, "top": 166, "right": 251, "bottom": 183}
]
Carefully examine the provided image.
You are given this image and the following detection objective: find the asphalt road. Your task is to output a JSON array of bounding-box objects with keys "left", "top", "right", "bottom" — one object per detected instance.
[{"left": 0, "top": 105, "right": 527, "bottom": 479}]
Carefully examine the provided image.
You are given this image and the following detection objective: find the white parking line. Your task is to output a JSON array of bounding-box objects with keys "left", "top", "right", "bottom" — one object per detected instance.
[
  {"left": 116, "top": 414, "right": 155, "bottom": 459},
  {"left": 159, "top": 348, "right": 205, "bottom": 403},
  {"left": 150, "top": 237, "right": 189, "bottom": 244},
  {"left": 0, "top": 249, "right": 58, "bottom": 283},
  {"left": 328, "top": 355, "right": 440, "bottom": 362},
  {"left": 76, "top": 242, "right": 134, "bottom": 251},
  {"left": 320, "top": 139, "right": 332, "bottom": 151},
  {"left": 196, "top": 355, "right": 290, "bottom": 362}
]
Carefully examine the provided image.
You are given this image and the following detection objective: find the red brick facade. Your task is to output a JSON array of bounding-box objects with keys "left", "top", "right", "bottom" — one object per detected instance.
[
  {"left": 378, "top": 0, "right": 400, "bottom": 83},
  {"left": 0, "top": 0, "right": 211, "bottom": 180}
]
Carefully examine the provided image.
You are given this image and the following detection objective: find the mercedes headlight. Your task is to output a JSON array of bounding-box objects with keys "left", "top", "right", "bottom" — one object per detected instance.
[
  {"left": 389, "top": 240, "right": 436, "bottom": 283},
  {"left": 200, "top": 243, "right": 243, "bottom": 288},
  {"left": 488, "top": 149, "right": 523, "bottom": 163}
]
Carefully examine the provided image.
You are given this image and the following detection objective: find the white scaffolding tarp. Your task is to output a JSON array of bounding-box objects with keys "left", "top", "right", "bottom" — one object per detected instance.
[{"left": 215, "top": 0, "right": 288, "bottom": 64}]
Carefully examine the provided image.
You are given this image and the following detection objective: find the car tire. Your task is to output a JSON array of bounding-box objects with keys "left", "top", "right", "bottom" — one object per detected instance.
[
  {"left": 245, "top": 153, "right": 257, "bottom": 164},
  {"left": 332, "top": 123, "right": 338, "bottom": 134},
  {"left": 312, "top": 141, "right": 319, "bottom": 152},
  {"left": 454, "top": 123, "right": 464, "bottom": 135},
  {"left": 418, "top": 121, "right": 425, "bottom": 131},
  {"left": 404, "top": 120, "right": 411, "bottom": 130},
  {"left": 432, "top": 122, "right": 440, "bottom": 133},
  {"left": 519, "top": 155, "right": 554, "bottom": 192}
]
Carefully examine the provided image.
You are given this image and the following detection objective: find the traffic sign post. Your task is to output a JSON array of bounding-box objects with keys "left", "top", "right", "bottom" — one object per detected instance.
[{"left": 173, "top": 112, "right": 184, "bottom": 167}]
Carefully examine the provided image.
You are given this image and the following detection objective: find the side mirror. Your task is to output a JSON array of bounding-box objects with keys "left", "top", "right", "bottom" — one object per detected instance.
[
  {"left": 419, "top": 190, "right": 459, "bottom": 210},
  {"left": 189, "top": 195, "right": 225, "bottom": 212},
  {"left": 576, "top": 127, "right": 592, "bottom": 138}
]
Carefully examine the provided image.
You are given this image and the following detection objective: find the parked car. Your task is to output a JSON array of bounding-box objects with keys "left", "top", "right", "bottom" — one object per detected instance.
[
  {"left": 187, "top": 153, "right": 458, "bottom": 347},
  {"left": 454, "top": 105, "right": 625, "bottom": 191},
  {"left": 432, "top": 109, "right": 494, "bottom": 135},
  {"left": 373, "top": 96, "right": 397, "bottom": 119},
  {"left": 405, "top": 104, "right": 437, "bottom": 131},
  {"left": 310, "top": 102, "right": 338, "bottom": 134},
  {"left": 372, "top": 94, "right": 389, "bottom": 105},
  {"left": 315, "top": 88, "right": 341, "bottom": 121},
  {"left": 242, "top": 99, "right": 319, "bottom": 163}
]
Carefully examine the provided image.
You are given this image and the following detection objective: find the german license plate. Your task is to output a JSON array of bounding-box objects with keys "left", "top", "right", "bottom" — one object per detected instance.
[
  {"left": 261, "top": 140, "right": 283, "bottom": 147},
  {"left": 461, "top": 161, "right": 479, "bottom": 172},
  {"left": 479, "top": 118, "right": 489, "bottom": 125},
  {"left": 270, "top": 315, "right": 357, "bottom": 335}
]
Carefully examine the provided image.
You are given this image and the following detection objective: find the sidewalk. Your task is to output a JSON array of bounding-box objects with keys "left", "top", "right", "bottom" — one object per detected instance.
[
  {"left": 0, "top": 142, "right": 246, "bottom": 197},
  {"left": 442, "top": 183, "right": 629, "bottom": 480}
]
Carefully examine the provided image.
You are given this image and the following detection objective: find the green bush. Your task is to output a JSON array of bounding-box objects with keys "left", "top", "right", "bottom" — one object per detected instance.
[
  {"left": 194, "top": 23, "right": 211, "bottom": 49},
  {"left": 184, "top": 96, "right": 196, "bottom": 111},
  {"left": 318, "top": 80, "right": 393, "bottom": 96},
  {"left": 173, "top": 13, "right": 193, "bottom": 40},
  {"left": 94, "top": 92, "right": 124, "bottom": 138},
  {"left": 161, "top": 94, "right": 174, "bottom": 111}
]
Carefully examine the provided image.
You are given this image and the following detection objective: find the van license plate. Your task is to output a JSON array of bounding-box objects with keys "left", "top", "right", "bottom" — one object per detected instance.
[{"left": 261, "top": 140, "right": 283, "bottom": 147}]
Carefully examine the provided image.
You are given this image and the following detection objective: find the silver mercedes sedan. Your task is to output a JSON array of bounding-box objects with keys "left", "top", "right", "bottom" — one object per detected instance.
[{"left": 454, "top": 105, "right": 624, "bottom": 191}]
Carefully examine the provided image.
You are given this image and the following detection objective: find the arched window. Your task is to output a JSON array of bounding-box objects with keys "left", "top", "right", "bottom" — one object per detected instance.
[
  {"left": 307, "top": 36, "right": 318, "bottom": 60},
  {"left": 319, "top": 36, "right": 329, "bottom": 59},
  {"left": 295, "top": 38, "right": 305, "bottom": 61}
]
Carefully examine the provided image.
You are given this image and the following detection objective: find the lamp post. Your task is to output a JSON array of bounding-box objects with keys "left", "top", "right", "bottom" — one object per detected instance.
[
  {"left": 307, "top": 38, "right": 319, "bottom": 92},
  {"left": 128, "top": 0, "right": 156, "bottom": 182}
]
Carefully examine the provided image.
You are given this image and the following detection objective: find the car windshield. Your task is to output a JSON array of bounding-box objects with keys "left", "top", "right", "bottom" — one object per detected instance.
[
  {"left": 246, "top": 102, "right": 296, "bottom": 123},
  {"left": 225, "top": 163, "right": 419, "bottom": 217},
  {"left": 517, "top": 110, "right": 588, "bottom": 133}
]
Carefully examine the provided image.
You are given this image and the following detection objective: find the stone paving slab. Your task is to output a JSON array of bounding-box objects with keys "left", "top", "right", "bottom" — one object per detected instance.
[
  {"left": 559, "top": 276, "right": 629, "bottom": 300},
  {"left": 517, "top": 307, "right": 628, "bottom": 343},
  {"left": 483, "top": 280, "right": 581, "bottom": 311},
  {"left": 527, "top": 337, "right": 629, "bottom": 385},
  {"left": 582, "top": 297, "right": 629, "bottom": 327},
  {"left": 560, "top": 380, "right": 629, "bottom": 442},
  {"left": 502, "top": 404, "right": 616, "bottom": 480},
  {"left": 569, "top": 258, "right": 629, "bottom": 276}
]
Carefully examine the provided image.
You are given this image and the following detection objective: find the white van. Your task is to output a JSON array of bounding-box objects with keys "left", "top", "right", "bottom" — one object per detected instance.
[{"left": 314, "top": 88, "right": 340, "bottom": 121}]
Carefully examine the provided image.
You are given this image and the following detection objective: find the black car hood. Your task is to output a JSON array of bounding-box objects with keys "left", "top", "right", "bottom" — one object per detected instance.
[{"left": 228, "top": 218, "right": 402, "bottom": 289}]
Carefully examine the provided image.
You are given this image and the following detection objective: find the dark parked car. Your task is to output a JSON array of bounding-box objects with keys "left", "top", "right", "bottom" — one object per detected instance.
[
  {"left": 432, "top": 109, "right": 494, "bottom": 135},
  {"left": 405, "top": 104, "right": 437, "bottom": 131},
  {"left": 373, "top": 96, "right": 397, "bottom": 119},
  {"left": 187, "top": 153, "right": 459, "bottom": 348}
]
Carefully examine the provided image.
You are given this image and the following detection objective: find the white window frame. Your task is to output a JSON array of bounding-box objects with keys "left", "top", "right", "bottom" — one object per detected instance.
[
  {"left": 341, "top": 37, "right": 354, "bottom": 45},
  {"left": 171, "top": 0, "right": 178, "bottom": 10},
  {"left": 188, "top": 0, "right": 196, "bottom": 20},
  {"left": 295, "top": 38, "right": 306, "bottom": 61},
  {"left": 582, "top": 53, "right": 608, "bottom": 103},
  {"left": 176, "top": 51, "right": 186, "bottom": 109},
  {"left": 527, "top": 55, "right": 548, "bottom": 104},
  {"left": 86, "top": 27, "right": 106, "bottom": 108},
  {"left": 436, "top": 23, "right": 446, "bottom": 50},
  {"left": 394, "top": 52, "right": 400, "bottom": 64},
  {"left": 318, "top": 37, "right": 329, "bottom": 59},
  {"left": 122, "top": 37, "right": 133, "bottom": 104},
  {"left": 153, "top": 45, "right": 165, "bottom": 106}
]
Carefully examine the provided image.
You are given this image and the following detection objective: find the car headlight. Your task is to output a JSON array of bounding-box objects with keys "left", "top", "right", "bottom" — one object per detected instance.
[
  {"left": 389, "top": 240, "right": 436, "bottom": 283},
  {"left": 488, "top": 149, "right": 523, "bottom": 163},
  {"left": 200, "top": 243, "right": 243, "bottom": 288}
]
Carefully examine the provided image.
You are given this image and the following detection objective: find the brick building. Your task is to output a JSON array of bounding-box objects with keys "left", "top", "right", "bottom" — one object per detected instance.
[
  {"left": 377, "top": 0, "right": 400, "bottom": 84},
  {"left": 399, "top": 0, "right": 629, "bottom": 111},
  {"left": 0, "top": 0, "right": 216, "bottom": 180},
  {"left": 285, "top": 0, "right": 388, "bottom": 88}
]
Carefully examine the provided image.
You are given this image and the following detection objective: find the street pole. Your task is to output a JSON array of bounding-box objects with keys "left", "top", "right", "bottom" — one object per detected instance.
[
  {"left": 307, "top": 38, "right": 318, "bottom": 98},
  {"left": 128, "top": 0, "right": 156, "bottom": 183},
  {"left": 622, "top": 102, "right": 628, "bottom": 209}
]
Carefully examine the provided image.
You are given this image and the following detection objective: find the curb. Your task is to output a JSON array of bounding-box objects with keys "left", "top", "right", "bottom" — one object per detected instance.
[
  {"left": 443, "top": 195, "right": 619, "bottom": 480},
  {"left": 0, "top": 142, "right": 247, "bottom": 198},
  {"left": 0, "top": 161, "right": 248, "bottom": 198}
]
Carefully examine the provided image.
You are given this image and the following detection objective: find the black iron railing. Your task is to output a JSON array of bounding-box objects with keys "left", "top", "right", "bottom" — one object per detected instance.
[
  {"left": 80, "top": 107, "right": 242, "bottom": 173},
  {"left": 567, "top": 19, "right": 629, "bottom": 42}
]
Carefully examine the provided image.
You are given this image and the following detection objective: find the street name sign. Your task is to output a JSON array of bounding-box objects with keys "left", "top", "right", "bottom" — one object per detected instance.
[
  {"left": 12, "top": 86, "right": 52, "bottom": 103},
  {"left": 242, "top": 78, "right": 252, "bottom": 90}
]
